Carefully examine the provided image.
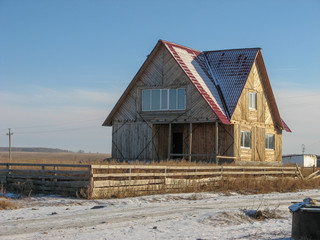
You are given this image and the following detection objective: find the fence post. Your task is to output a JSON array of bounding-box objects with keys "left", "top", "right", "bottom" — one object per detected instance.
[
  {"left": 41, "top": 165, "right": 45, "bottom": 193},
  {"left": 6, "top": 163, "right": 11, "bottom": 186},
  {"left": 127, "top": 167, "right": 131, "bottom": 181},
  {"left": 53, "top": 166, "right": 57, "bottom": 182},
  {"left": 163, "top": 167, "right": 167, "bottom": 185},
  {"left": 90, "top": 166, "right": 93, "bottom": 185}
]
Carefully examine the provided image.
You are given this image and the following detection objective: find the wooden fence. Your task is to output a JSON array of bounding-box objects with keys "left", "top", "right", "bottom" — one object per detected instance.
[
  {"left": 0, "top": 163, "right": 300, "bottom": 198},
  {"left": 0, "top": 163, "right": 91, "bottom": 197}
]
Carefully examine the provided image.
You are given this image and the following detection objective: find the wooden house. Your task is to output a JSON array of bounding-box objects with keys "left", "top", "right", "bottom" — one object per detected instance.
[{"left": 103, "top": 40, "right": 291, "bottom": 162}]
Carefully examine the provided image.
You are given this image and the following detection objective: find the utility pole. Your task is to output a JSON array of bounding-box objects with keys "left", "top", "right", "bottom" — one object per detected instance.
[
  {"left": 6, "top": 128, "right": 13, "bottom": 162},
  {"left": 302, "top": 144, "right": 305, "bottom": 155}
]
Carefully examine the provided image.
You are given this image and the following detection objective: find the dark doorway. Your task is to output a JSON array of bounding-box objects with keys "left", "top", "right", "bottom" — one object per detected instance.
[{"left": 172, "top": 132, "right": 183, "bottom": 158}]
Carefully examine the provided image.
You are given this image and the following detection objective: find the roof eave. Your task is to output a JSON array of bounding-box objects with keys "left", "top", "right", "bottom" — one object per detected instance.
[
  {"left": 281, "top": 118, "right": 292, "bottom": 133},
  {"left": 255, "top": 51, "right": 283, "bottom": 129}
]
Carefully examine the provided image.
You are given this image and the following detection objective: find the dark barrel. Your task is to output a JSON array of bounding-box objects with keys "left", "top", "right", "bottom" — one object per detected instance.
[{"left": 292, "top": 208, "right": 320, "bottom": 240}]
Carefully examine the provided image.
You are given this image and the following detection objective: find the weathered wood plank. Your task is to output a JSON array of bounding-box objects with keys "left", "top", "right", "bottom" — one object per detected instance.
[
  {"left": 6, "top": 175, "right": 90, "bottom": 180},
  {"left": 91, "top": 164, "right": 296, "bottom": 170},
  {"left": 94, "top": 179, "right": 164, "bottom": 188},
  {"left": 0, "top": 163, "right": 90, "bottom": 168},
  {"left": 93, "top": 170, "right": 296, "bottom": 178},
  {"left": 29, "top": 180, "right": 90, "bottom": 188},
  {"left": 4, "top": 169, "right": 90, "bottom": 175}
]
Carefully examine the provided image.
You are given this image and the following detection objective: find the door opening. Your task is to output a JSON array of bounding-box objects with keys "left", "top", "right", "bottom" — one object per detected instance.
[{"left": 172, "top": 132, "right": 183, "bottom": 159}]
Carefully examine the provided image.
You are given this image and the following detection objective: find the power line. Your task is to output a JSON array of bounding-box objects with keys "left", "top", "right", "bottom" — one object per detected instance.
[
  {"left": 13, "top": 126, "right": 104, "bottom": 135},
  {"left": 0, "top": 117, "right": 103, "bottom": 131}
]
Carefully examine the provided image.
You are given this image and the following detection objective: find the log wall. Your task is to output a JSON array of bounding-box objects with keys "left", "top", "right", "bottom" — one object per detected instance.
[{"left": 232, "top": 61, "right": 282, "bottom": 162}]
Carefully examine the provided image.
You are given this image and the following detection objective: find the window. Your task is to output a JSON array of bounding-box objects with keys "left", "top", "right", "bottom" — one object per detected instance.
[
  {"left": 142, "top": 88, "right": 186, "bottom": 111},
  {"left": 241, "top": 131, "right": 251, "bottom": 148},
  {"left": 142, "top": 90, "right": 151, "bottom": 111},
  {"left": 265, "top": 134, "right": 275, "bottom": 150},
  {"left": 249, "top": 92, "right": 257, "bottom": 110},
  {"left": 169, "top": 89, "right": 176, "bottom": 110},
  {"left": 151, "top": 89, "right": 160, "bottom": 110}
]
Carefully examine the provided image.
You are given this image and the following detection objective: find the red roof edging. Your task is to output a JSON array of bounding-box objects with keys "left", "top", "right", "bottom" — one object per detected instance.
[
  {"left": 161, "top": 40, "right": 230, "bottom": 124},
  {"left": 281, "top": 118, "right": 292, "bottom": 132}
]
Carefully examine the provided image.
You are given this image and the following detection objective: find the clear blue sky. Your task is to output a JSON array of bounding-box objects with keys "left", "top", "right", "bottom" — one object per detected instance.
[{"left": 0, "top": 0, "right": 319, "bottom": 154}]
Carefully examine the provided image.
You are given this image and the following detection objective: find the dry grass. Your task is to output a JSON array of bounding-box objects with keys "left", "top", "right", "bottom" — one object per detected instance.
[
  {"left": 0, "top": 197, "right": 18, "bottom": 210},
  {"left": 212, "top": 176, "right": 320, "bottom": 195},
  {"left": 0, "top": 152, "right": 111, "bottom": 165},
  {"left": 91, "top": 175, "right": 320, "bottom": 199}
]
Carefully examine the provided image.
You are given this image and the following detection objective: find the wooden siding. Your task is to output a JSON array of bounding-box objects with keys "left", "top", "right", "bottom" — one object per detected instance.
[
  {"left": 113, "top": 45, "right": 218, "bottom": 124},
  {"left": 232, "top": 62, "right": 282, "bottom": 162},
  {"left": 152, "top": 123, "right": 233, "bottom": 161},
  {"left": 152, "top": 124, "right": 169, "bottom": 160},
  {"left": 112, "top": 122, "right": 153, "bottom": 160},
  {"left": 111, "top": 45, "right": 219, "bottom": 160}
]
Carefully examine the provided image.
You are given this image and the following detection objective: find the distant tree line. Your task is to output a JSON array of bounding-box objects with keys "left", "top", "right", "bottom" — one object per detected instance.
[{"left": 0, "top": 147, "right": 71, "bottom": 153}]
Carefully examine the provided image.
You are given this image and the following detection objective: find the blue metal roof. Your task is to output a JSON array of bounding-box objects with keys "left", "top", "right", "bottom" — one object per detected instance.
[{"left": 203, "top": 48, "right": 260, "bottom": 117}]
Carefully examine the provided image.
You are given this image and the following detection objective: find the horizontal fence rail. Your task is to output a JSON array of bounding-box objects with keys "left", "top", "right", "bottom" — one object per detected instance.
[{"left": 0, "top": 163, "right": 301, "bottom": 198}]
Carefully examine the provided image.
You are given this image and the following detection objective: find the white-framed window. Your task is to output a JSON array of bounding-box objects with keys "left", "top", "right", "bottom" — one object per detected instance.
[
  {"left": 142, "top": 88, "right": 186, "bottom": 111},
  {"left": 249, "top": 92, "right": 257, "bottom": 110},
  {"left": 265, "top": 134, "right": 275, "bottom": 150},
  {"left": 241, "top": 131, "right": 251, "bottom": 149}
]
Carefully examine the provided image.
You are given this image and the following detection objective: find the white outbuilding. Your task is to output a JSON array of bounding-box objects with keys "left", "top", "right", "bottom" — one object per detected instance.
[{"left": 282, "top": 154, "right": 317, "bottom": 167}]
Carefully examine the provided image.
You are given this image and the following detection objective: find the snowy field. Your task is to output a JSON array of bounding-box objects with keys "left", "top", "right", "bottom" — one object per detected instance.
[{"left": 1, "top": 189, "right": 319, "bottom": 240}]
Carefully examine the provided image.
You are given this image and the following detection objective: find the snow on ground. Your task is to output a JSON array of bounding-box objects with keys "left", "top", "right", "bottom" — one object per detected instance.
[{"left": 1, "top": 189, "right": 319, "bottom": 240}]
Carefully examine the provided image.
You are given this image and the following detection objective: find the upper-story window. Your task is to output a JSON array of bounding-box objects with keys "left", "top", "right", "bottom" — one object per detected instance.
[
  {"left": 249, "top": 92, "right": 257, "bottom": 110},
  {"left": 142, "top": 88, "right": 186, "bottom": 111},
  {"left": 265, "top": 134, "right": 275, "bottom": 150},
  {"left": 240, "top": 131, "right": 251, "bottom": 149}
]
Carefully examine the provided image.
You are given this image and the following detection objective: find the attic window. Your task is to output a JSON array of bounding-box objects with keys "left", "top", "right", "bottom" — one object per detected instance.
[
  {"left": 142, "top": 88, "right": 186, "bottom": 111},
  {"left": 241, "top": 131, "right": 251, "bottom": 149},
  {"left": 249, "top": 92, "right": 257, "bottom": 110},
  {"left": 265, "top": 134, "right": 275, "bottom": 150}
]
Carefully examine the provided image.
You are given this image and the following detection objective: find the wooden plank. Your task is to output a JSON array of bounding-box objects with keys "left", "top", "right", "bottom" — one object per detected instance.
[
  {"left": 29, "top": 180, "right": 90, "bottom": 188},
  {"left": 0, "top": 163, "right": 90, "bottom": 168},
  {"left": 91, "top": 164, "right": 296, "bottom": 171},
  {"left": 6, "top": 175, "right": 90, "bottom": 180},
  {"left": 216, "top": 156, "right": 236, "bottom": 159},
  {"left": 5, "top": 169, "right": 90, "bottom": 175},
  {"left": 305, "top": 170, "right": 320, "bottom": 180},
  {"left": 94, "top": 179, "right": 164, "bottom": 188},
  {"left": 311, "top": 175, "right": 320, "bottom": 180},
  {"left": 93, "top": 170, "right": 296, "bottom": 178},
  {"left": 297, "top": 166, "right": 304, "bottom": 179},
  {"left": 93, "top": 184, "right": 163, "bottom": 193},
  {"left": 222, "top": 171, "right": 295, "bottom": 175},
  {"left": 29, "top": 185, "right": 85, "bottom": 193},
  {"left": 168, "top": 123, "right": 172, "bottom": 160},
  {"left": 189, "top": 122, "right": 192, "bottom": 161}
]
